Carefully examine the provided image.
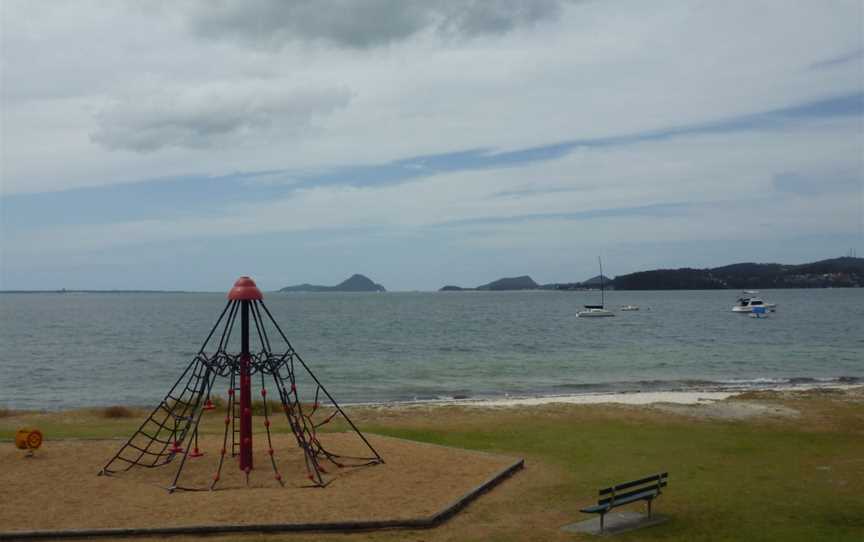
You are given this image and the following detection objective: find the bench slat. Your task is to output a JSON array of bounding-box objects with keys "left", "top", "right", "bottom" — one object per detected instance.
[
  {"left": 599, "top": 487, "right": 660, "bottom": 506},
  {"left": 579, "top": 504, "right": 607, "bottom": 514},
  {"left": 599, "top": 472, "right": 668, "bottom": 495}
]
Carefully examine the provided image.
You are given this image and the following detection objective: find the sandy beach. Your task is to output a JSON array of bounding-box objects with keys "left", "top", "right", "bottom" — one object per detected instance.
[{"left": 354, "top": 382, "right": 864, "bottom": 408}]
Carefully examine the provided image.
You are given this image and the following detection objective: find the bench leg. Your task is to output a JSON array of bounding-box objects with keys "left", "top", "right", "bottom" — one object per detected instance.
[
  {"left": 647, "top": 498, "right": 653, "bottom": 518},
  {"left": 600, "top": 512, "right": 605, "bottom": 533}
]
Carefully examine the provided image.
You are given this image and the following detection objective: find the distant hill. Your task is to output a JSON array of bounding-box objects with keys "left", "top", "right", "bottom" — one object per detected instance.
[
  {"left": 578, "top": 274, "right": 612, "bottom": 287},
  {"left": 279, "top": 274, "right": 386, "bottom": 293},
  {"left": 440, "top": 285, "right": 466, "bottom": 291},
  {"left": 436, "top": 257, "right": 863, "bottom": 292},
  {"left": 544, "top": 275, "right": 612, "bottom": 291},
  {"left": 613, "top": 257, "right": 864, "bottom": 290},
  {"left": 477, "top": 275, "right": 539, "bottom": 290},
  {"left": 439, "top": 275, "right": 540, "bottom": 291}
]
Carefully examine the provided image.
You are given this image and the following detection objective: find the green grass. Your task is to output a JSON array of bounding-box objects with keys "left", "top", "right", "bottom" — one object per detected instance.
[
  {"left": 0, "top": 403, "right": 336, "bottom": 441},
  {"left": 361, "top": 405, "right": 864, "bottom": 542},
  {"left": 0, "top": 411, "right": 142, "bottom": 440}
]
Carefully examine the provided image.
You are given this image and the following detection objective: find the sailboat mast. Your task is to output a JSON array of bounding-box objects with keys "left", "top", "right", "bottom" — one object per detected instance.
[{"left": 599, "top": 256, "right": 605, "bottom": 307}]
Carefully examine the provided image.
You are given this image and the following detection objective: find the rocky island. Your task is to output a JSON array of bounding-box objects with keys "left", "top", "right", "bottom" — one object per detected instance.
[
  {"left": 279, "top": 274, "right": 386, "bottom": 293},
  {"left": 439, "top": 275, "right": 540, "bottom": 291}
]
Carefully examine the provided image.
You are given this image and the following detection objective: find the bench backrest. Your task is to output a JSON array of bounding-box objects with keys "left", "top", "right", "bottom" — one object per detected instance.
[{"left": 598, "top": 472, "right": 668, "bottom": 506}]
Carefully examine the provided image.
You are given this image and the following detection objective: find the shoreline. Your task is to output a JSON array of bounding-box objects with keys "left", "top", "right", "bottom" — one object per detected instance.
[
  {"left": 347, "top": 382, "right": 864, "bottom": 409},
  {"left": 3, "top": 382, "right": 861, "bottom": 414}
]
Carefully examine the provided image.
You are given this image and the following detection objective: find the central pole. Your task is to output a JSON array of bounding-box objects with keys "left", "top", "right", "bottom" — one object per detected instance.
[{"left": 239, "top": 300, "right": 253, "bottom": 476}]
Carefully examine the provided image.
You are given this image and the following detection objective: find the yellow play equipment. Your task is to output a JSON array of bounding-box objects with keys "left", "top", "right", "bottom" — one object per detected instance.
[{"left": 15, "top": 428, "right": 43, "bottom": 456}]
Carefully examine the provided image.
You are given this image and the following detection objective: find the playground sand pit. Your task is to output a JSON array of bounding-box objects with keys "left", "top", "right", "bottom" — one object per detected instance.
[{"left": 0, "top": 432, "right": 521, "bottom": 534}]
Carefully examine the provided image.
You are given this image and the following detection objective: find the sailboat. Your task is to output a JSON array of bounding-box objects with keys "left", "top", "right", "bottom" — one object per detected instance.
[{"left": 577, "top": 257, "right": 615, "bottom": 317}]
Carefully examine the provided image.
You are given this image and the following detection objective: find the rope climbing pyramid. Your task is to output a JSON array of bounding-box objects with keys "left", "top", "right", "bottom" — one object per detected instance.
[{"left": 100, "top": 276, "right": 383, "bottom": 491}]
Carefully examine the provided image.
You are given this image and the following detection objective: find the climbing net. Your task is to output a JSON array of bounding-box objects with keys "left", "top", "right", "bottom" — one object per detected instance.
[{"left": 100, "top": 298, "right": 383, "bottom": 491}]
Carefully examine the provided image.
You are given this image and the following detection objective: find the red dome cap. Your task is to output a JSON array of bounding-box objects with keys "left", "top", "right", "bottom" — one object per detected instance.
[{"left": 227, "top": 276, "right": 263, "bottom": 300}]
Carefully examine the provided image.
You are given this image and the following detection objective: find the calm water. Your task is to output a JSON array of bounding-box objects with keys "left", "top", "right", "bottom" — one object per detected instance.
[{"left": 1, "top": 289, "right": 862, "bottom": 410}]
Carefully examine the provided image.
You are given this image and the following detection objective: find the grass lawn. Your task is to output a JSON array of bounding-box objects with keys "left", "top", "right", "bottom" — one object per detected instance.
[{"left": 1, "top": 389, "right": 862, "bottom": 541}]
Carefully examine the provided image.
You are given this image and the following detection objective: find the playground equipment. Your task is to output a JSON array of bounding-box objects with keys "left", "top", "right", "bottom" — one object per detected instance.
[
  {"left": 100, "top": 276, "right": 382, "bottom": 492},
  {"left": 15, "top": 428, "right": 43, "bottom": 456}
]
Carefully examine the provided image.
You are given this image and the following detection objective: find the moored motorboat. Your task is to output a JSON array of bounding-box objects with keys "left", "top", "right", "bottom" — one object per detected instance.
[
  {"left": 620, "top": 304, "right": 639, "bottom": 311},
  {"left": 732, "top": 291, "right": 777, "bottom": 313}
]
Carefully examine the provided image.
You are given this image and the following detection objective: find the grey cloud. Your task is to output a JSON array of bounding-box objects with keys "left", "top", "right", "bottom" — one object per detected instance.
[
  {"left": 91, "top": 84, "right": 351, "bottom": 152},
  {"left": 772, "top": 171, "right": 861, "bottom": 196},
  {"left": 439, "top": 0, "right": 565, "bottom": 37},
  {"left": 185, "top": 0, "right": 569, "bottom": 49},
  {"left": 494, "top": 185, "right": 593, "bottom": 198},
  {"left": 807, "top": 48, "right": 864, "bottom": 71}
]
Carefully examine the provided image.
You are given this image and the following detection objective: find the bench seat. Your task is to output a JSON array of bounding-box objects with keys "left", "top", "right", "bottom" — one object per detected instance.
[
  {"left": 579, "top": 472, "right": 667, "bottom": 533},
  {"left": 580, "top": 488, "right": 659, "bottom": 513}
]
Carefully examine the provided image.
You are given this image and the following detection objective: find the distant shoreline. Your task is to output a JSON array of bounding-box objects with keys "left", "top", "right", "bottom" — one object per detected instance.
[
  {"left": 2, "top": 285, "right": 862, "bottom": 294},
  {"left": 3, "top": 256, "right": 861, "bottom": 293},
  {"left": 349, "top": 382, "right": 864, "bottom": 409},
  {"left": 0, "top": 290, "right": 210, "bottom": 294},
  {"left": 6, "top": 380, "right": 859, "bottom": 413}
]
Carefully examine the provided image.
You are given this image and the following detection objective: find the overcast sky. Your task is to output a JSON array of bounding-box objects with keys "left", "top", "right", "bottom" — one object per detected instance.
[{"left": 1, "top": 0, "right": 863, "bottom": 291}]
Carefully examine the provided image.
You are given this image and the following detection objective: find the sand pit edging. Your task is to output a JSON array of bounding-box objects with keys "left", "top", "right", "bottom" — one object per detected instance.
[{"left": 0, "top": 458, "right": 524, "bottom": 541}]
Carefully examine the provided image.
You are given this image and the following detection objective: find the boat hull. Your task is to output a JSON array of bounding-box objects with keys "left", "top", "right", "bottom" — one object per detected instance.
[
  {"left": 732, "top": 305, "right": 778, "bottom": 313},
  {"left": 578, "top": 310, "right": 615, "bottom": 317}
]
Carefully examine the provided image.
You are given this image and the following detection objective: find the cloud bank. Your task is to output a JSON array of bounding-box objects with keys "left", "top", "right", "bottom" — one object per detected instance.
[
  {"left": 185, "top": 0, "right": 569, "bottom": 49},
  {"left": 91, "top": 82, "right": 352, "bottom": 152}
]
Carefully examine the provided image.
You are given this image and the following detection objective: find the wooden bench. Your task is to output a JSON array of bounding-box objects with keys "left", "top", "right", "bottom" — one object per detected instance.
[{"left": 579, "top": 472, "right": 668, "bottom": 532}]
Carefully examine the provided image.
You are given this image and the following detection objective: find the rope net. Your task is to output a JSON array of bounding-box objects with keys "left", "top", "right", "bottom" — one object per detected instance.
[{"left": 100, "top": 299, "right": 383, "bottom": 491}]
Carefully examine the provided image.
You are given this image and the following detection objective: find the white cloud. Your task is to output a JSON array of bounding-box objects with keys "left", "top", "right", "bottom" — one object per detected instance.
[
  {"left": 7, "top": 116, "right": 859, "bottom": 258},
  {"left": 90, "top": 80, "right": 352, "bottom": 152},
  {"left": 1, "top": 0, "right": 862, "bottom": 195}
]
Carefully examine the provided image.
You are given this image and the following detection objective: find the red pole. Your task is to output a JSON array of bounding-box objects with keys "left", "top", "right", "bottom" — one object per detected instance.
[
  {"left": 228, "top": 278, "right": 263, "bottom": 479},
  {"left": 239, "top": 300, "right": 253, "bottom": 475}
]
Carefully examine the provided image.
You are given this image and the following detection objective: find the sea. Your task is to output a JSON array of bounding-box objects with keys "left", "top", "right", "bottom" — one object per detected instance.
[{"left": 1, "top": 289, "right": 862, "bottom": 411}]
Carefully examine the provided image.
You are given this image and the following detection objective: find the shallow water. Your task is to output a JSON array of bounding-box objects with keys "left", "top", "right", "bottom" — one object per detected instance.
[{"left": 1, "top": 289, "right": 862, "bottom": 410}]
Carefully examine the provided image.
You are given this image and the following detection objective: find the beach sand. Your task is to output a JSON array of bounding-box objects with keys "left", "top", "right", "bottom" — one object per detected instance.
[{"left": 358, "top": 384, "right": 863, "bottom": 420}]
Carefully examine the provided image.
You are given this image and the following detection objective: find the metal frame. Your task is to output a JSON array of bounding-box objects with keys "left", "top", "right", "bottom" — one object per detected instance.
[{"left": 99, "top": 297, "right": 383, "bottom": 491}]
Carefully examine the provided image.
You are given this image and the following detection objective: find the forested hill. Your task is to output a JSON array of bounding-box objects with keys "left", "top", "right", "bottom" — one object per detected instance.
[{"left": 612, "top": 257, "right": 864, "bottom": 290}]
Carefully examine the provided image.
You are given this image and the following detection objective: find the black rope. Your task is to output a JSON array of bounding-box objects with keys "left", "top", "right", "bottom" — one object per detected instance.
[
  {"left": 102, "top": 292, "right": 383, "bottom": 491},
  {"left": 260, "top": 300, "right": 384, "bottom": 464},
  {"left": 197, "top": 301, "right": 232, "bottom": 354},
  {"left": 210, "top": 366, "right": 236, "bottom": 490}
]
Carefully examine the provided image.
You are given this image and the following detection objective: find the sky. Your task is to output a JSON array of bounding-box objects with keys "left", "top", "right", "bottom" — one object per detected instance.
[{"left": 1, "top": 0, "right": 863, "bottom": 291}]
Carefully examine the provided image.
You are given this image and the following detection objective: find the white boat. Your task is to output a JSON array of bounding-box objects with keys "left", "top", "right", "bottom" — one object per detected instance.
[
  {"left": 620, "top": 305, "right": 639, "bottom": 311},
  {"left": 732, "top": 291, "right": 777, "bottom": 313},
  {"left": 578, "top": 305, "right": 615, "bottom": 317},
  {"left": 577, "top": 257, "right": 615, "bottom": 318}
]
